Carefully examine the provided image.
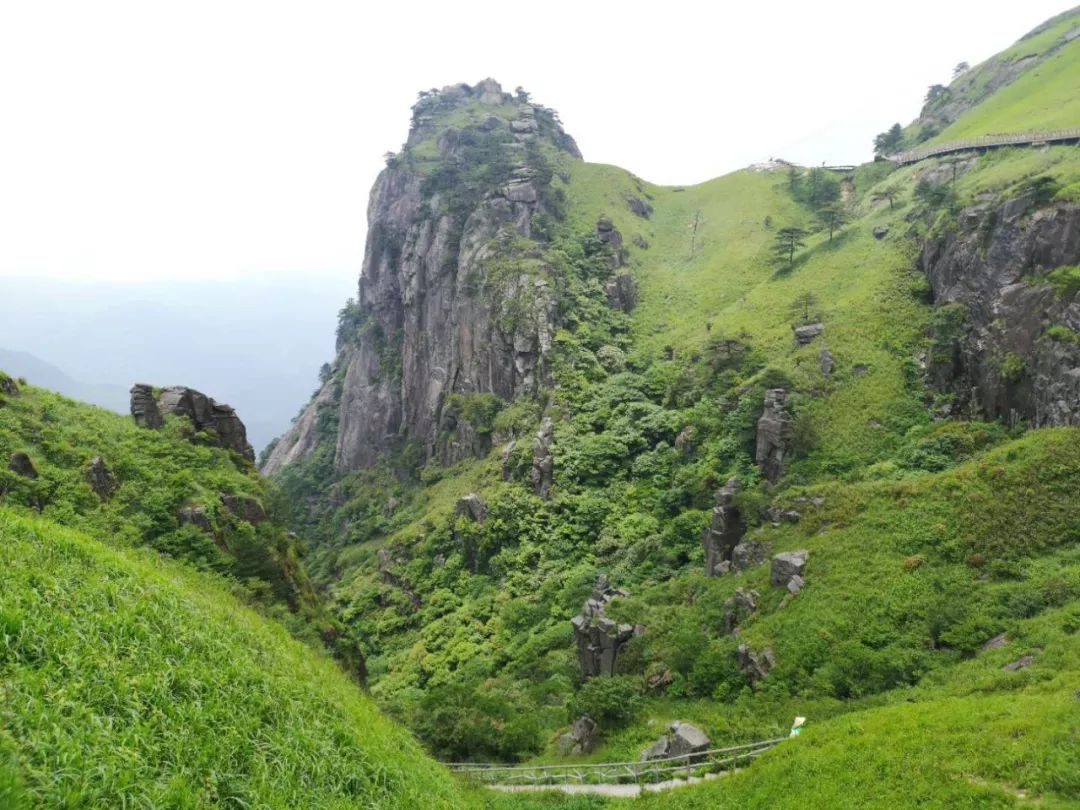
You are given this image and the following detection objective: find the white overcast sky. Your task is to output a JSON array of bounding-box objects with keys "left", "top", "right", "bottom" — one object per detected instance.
[{"left": 0, "top": 1, "right": 1073, "bottom": 284}]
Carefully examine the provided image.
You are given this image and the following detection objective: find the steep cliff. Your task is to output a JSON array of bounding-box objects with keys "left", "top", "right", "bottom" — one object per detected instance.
[
  {"left": 264, "top": 79, "right": 580, "bottom": 475},
  {"left": 922, "top": 195, "right": 1080, "bottom": 426}
]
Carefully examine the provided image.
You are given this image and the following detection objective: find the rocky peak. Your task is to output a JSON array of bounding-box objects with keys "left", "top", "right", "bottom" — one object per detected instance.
[{"left": 265, "top": 81, "right": 582, "bottom": 476}]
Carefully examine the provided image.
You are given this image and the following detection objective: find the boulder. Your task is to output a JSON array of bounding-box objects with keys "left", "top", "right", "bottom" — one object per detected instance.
[
  {"left": 220, "top": 493, "right": 266, "bottom": 524},
  {"left": 1003, "top": 655, "right": 1033, "bottom": 672},
  {"left": 982, "top": 633, "right": 1009, "bottom": 651},
  {"left": 732, "top": 540, "right": 769, "bottom": 572},
  {"left": 571, "top": 575, "right": 640, "bottom": 678},
  {"left": 755, "top": 389, "right": 793, "bottom": 484},
  {"left": 8, "top": 452, "right": 37, "bottom": 479},
  {"left": 640, "top": 722, "right": 710, "bottom": 761},
  {"left": 787, "top": 574, "right": 805, "bottom": 595},
  {"left": 510, "top": 119, "right": 537, "bottom": 134},
  {"left": 771, "top": 550, "right": 809, "bottom": 588},
  {"left": 702, "top": 478, "right": 744, "bottom": 576},
  {"left": 86, "top": 456, "right": 117, "bottom": 500},
  {"left": 555, "top": 715, "right": 599, "bottom": 756},
  {"left": 668, "top": 722, "right": 711, "bottom": 757},
  {"left": 632, "top": 233, "right": 649, "bottom": 249},
  {"left": 130, "top": 383, "right": 163, "bottom": 429},
  {"left": 737, "top": 644, "right": 776, "bottom": 686},
  {"left": 793, "top": 322, "right": 824, "bottom": 347},
  {"left": 873, "top": 225, "right": 890, "bottom": 240},
  {"left": 532, "top": 417, "right": 554, "bottom": 500},
  {"left": 639, "top": 736, "right": 670, "bottom": 762},
  {"left": 0, "top": 374, "right": 18, "bottom": 396}
]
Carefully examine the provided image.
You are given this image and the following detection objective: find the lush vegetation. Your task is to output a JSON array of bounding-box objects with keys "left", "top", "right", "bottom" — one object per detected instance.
[
  {"left": 0, "top": 380, "right": 361, "bottom": 671},
  {"left": 3, "top": 10, "right": 1079, "bottom": 808},
  {"left": 0, "top": 508, "right": 464, "bottom": 808}
]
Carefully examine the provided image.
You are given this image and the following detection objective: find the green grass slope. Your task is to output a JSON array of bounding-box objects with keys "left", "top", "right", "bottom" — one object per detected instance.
[
  {"left": 913, "top": 7, "right": 1080, "bottom": 144},
  {"left": 267, "top": 14, "right": 1080, "bottom": 806},
  {"left": 0, "top": 376, "right": 362, "bottom": 664},
  {"left": 0, "top": 507, "right": 464, "bottom": 809}
]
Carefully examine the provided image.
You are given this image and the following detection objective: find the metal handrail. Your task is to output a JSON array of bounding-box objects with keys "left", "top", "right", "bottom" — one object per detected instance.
[
  {"left": 447, "top": 737, "right": 785, "bottom": 786},
  {"left": 886, "top": 127, "right": 1080, "bottom": 165}
]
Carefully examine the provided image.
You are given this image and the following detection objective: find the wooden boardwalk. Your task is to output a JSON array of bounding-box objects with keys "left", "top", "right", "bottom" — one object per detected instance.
[
  {"left": 887, "top": 127, "right": 1080, "bottom": 165},
  {"left": 448, "top": 737, "right": 785, "bottom": 792}
]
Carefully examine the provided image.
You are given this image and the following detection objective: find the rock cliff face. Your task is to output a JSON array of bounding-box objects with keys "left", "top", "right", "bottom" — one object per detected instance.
[
  {"left": 922, "top": 199, "right": 1080, "bottom": 426},
  {"left": 130, "top": 384, "right": 255, "bottom": 461},
  {"left": 264, "top": 80, "right": 582, "bottom": 476}
]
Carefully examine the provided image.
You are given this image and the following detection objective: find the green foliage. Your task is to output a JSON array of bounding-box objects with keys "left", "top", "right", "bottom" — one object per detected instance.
[
  {"left": 0, "top": 509, "right": 463, "bottom": 808},
  {"left": 914, "top": 179, "right": 959, "bottom": 211},
  {"left": 568, "top": 676, "right": 645, "bottom": 730},
  {"left": 1044, "top": 264, "right": 1080, "bottom": 299},
  {"left": 992, "top": 351, "right": 1025, "bottom": 383},
  {"left": 772, "top": 227, "right": 807, "bottom": 270},
  {"left": 1045, "top": 323, "right": 1080, "bottom": 344},
  {"left": 788, "top": 291, "right": 820, "bottom": 326},
  {"left": 873, "top": 123, "right": 903, "bottom": 157}
]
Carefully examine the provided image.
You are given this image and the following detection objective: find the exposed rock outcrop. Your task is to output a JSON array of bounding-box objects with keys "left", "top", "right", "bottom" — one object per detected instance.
[
  {"left": 922, "top": 199, "right": 1080, "bottom": 426},
  {"left": 86, "top": 456, "right": 116, "bottom": 500},
  {"left": 723, "top": 587, "right": 758, "bottom": 633},
  {"left": 532, "top": 417, "right": 554, "bottom": 500},
  {"left": 131, "top": 384, "right": 254, "bottom": 461},
  {"left": 793, "top": 322, "right": 824, "bottom": 346},
  {"left": 220, "top": 493, "right": 266, "bottom": 524},
  {"left": 737, "top": 643, "right": 776, "bottom": 686},
  {"left": 8, "top": 452, "right": 37, "bottom": 479},
  {"left": 555, "top": 716, "right": 599, "bottom": 756},
  {"left": 570, "top": 576, "right": 641, "bottom": 678},
  {"left": 454, "top": 493, "right": 488, "bottom": 523},
  {"left": 500, "top": 440, "right": 516, "bottom": 481},
  {"left": 819, "top": 347, "right": 835, "bottom": 376},
  {"left": 130, "top": 384, "right": 163, "bottom": 429},
  {"left": 771, "top": 550, "right": 809, "bottom": 591},
  {"left": 0, "top": 374, "right": 19, "bottom": 396},
  {"left": 640, "top": 722, "right": 710, "bottom": 761},
  {"left": 264, "top": 79, "right": 582, "bottom": 476},
  {"left": 178, "top": 505, "right": 213, "bottom": 534},
  {"left": 702, "top": 477, "right": 744, "bottom": 576},
  {"left": 732, "top": 540, "right": 769, "bottom": 572},
  {"left": 596, "top": 216, "right": 625, "bottom": 268},
  {"left": 755, "top": 389, "right": 793, "bottom": 484},
  {"left": 453, "top": 493, "right": 488, "bottom": 572},
  {"left": 605, "top": 271, "right": 637, "bottom": 313}
]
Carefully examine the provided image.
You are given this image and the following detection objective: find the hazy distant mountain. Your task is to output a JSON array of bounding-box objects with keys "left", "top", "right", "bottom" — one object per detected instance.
[
  {"left": 0, "top": 274, "right": 354, "bottom": 451},
  {"left": 0, "top": 347, "right": 129, "bottom": 413}
]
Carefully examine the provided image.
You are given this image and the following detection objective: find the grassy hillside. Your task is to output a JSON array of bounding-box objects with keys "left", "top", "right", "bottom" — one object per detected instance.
[
  {"left": 0, "top": 508, "right": 464, "bottom": 808},
  {"left": 255, "top": 12, "right": 1080, "bottom": 807},
  {"left": 279, "top": 111, "right": 1080, "bottom": 779},
  {"left": 0, "top": 376, "right": 361, "bottom": 663},
  {"left": 912, "top": 7, "right": 1080, "bottom": 144}
]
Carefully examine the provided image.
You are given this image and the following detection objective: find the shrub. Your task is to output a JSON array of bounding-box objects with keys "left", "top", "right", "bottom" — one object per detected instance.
[{"left": 568, "top": 675, "right": 644, "bottom": 729}]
